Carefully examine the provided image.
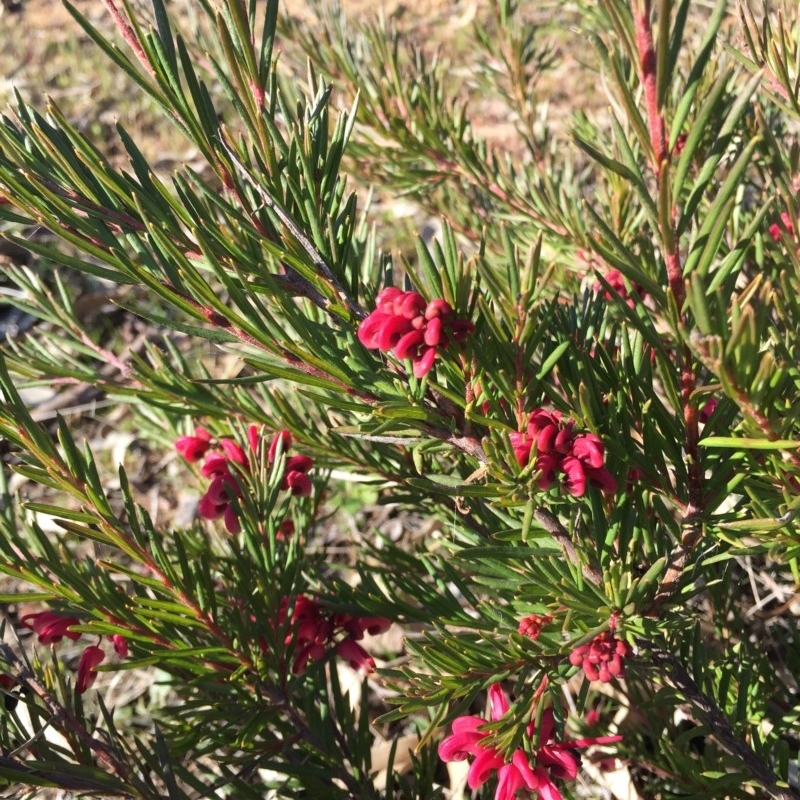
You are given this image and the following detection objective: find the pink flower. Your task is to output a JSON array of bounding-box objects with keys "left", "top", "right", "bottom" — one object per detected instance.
[
  {"left": 174, "top": 426, "right": 212, "bottom": 462},
  {"left": 110, "top": 635, "right": 128, "bottom": 658},
  {"left": 198, "top": 472, "right": 242, "bottom": 534},
  {"left": 200, "top": 452, "right": 232, "bottom": 479},
  {"left": 247, "top": 424, "right": 261, "bottom": 454},
  {"left": 518, "top": 613, "right": 553, "bottom": 641},
  {"left": 335, "top": 638, "right": 376, "bottom": 672},
  {"left": 569, "top": 631, "right": 633, "bottom": 683},
  {"left": 274, "top": 596, "right": 387, "bottom": 675},
  {"left": 511, "top": 410, "right": 616, "bottom": 497},
  {"left": 21, "top": 611, "right": 81, "bottom": 644},
  {"left": 267, "top": 430, "right": 293, "bottom": 462},
  {"left": 264, "top": 432, "right": 314, "bottom": 497},
  {"left": 220, "top": 438, "right": 247, "bottom": 468},
  {"left": 439, "top": 686, "right": 622, "bottom": 800},
  {"left": 358, "top": 288, "right": 473, "bottom": 377},
  {"left": 699, "top": 396, "right": 718, "bottom": 423},
  {"left": 76, "top": 645, "right": 105, "bottom": 694},
  {"left": 769, "top": 211, "right": 795, "bottom": 242}
]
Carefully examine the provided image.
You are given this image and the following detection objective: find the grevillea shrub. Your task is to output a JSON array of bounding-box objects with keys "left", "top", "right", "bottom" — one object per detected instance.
[{"left": 0, "top": 0, "right": 799, "bottom": 798}]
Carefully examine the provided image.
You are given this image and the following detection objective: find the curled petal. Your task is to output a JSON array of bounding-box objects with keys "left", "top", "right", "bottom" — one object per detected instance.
[
  {"left": 358, "top": 311, "right": 391, "bottom": 349},
  {"left": 400, "top": 292, "right": 426, "bottom": 319},
  {"left": 205, "top": 475, "right": 235, "bottom": 505},
  {"left": 553, "top": 427, "right": 574, "bottom": 455},
  {"left": 285, "top": 454, "right": 313, "bottom": 474},
  {"left": 422, "top": 316, "right": 443, "bottom": 347},
  {"left": 394, "top": 329, "right": 425, "bottom": 360},
  {"left": 175, "top": 432, "right": 212, "bottom": 462},
  {"left": 488, "top": 684, "right": 510, "bottom": 720},
  {"left": 539, "top": 745, "right": 580, "bottom": 781},
  {"left": 511, "top": 750, "right": 541, "bottom": 790},
  {"left": 201, "top": 453, "right": 231, "bottom": 479},
  {"left": 534, "top": 769, "right": 566, "bottom": 800},
  {"left": 528, "top": 409, "right": 562, "bottom": 436},
  {"left": 335, "top": 638, "right": 375, "bottom": 672},
  {"left": 586, "top": 466, "right": 618, "bottom": 495},
  {"left": 21, "top": 611, "right": 81, "bottom": 644},
  {"left": 76, "top": 645, "right": 106, "bottom": 694},
  {"left": 509, "top": 432, "right": 532, "bottom": 467},
  {"left": 110, "top": 635, "right": 128, "bottom": 658},
  {"left": 268, "top": 430, "right": 293, "bottom": 463},
  {"left": 348, "top": 617, "right": 392, "bottom": 638},
  {"left": 223, "top": 505, "right": 240, "bottom": 534},
  {"left": 438, "top": 717, "right": 486, "bottom": 761},
  {"left": 377, "top": 315, "right": 414, "bottom": 351},
  {"left": 467, "top": 747, "right": 505, "bottom": 789},
  {"left": 375, "top": 287, "right": 405, "bottom": 312},
  {"left": 285, "top": 471, "right": 313, "bottom": 497},
  {"left": 561, "top": 456, "right": 587, "bottom": 497},
  {"left": 362, "top": 617, "right": 392, "bottom": 635},
  {"left": 424, "top": 298, "right": 452, "bottom": 320},
  {"left": 572, "top": 434, "right": 605, "bottom": 469},
  {"left": 535, "top": 453, "right": 561, "bottom": 490},
  {"left": 412, "top": 346, "right": 437, "bottom": 378},
  {"left": 220, "top": 438, "right": 247, "bottom": 468},
  {"left": 536, "top": 423, "right": 559, "bottom": 454},
  {"left": 496, "top": 761, "right": 526, "bottom": 800}
]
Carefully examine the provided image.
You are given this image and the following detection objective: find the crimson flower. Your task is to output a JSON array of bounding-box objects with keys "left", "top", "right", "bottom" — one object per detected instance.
[
  {"left": 21, "top": 611, "right": 81, "bottom": 645},
  {"left": 183, "top": 424, "right": 315, "bottom": 533},
  {"left": 569, "top": 631, "right": 633, "bottom": 683},
  {"left": 76, "top": 645, "right": 106, "bottom": 694},
  {"left": 198, "top": 469, "right": 242, "bottom": 535},
  {"left": 174, "top": 426, "right": 212, "bottom": 462},
  {"left": 439, "top": 685, "right": 622, "bottom": 800},
  {"left": 769, "top": 211, "right": 795, "bottom": 242},
  {"left": 110, "top": 634, "right": 129, "bottom": 658},
  {"left": 518, "top": 613, "right": 553, "bottom": 641},
  {"left": 335, "top": 638, "right": 375, "bottom": 672},
  {"left": 511, "top": 410, "right": 616, "bottom": 497},
  {"left": 358, "top": 288, "right": 473, "bottom": 377},
  {"left": 275, "top": 596, "right": 388, "bottom": 675}
]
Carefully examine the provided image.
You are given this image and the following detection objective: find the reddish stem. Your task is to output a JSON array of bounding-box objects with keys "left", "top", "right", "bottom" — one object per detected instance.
[
  {"left": 634, "top": 0, "right": 668, "bottom": 176},
  {"left": 634, "top": 0, "right": 703, "bottom": 610}
]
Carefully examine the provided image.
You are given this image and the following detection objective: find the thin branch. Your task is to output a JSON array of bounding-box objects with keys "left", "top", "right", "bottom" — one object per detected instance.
[
  {"left": 534, "top": 507, "right": 603, "bottom": 585},
  {"left": 640, "top": 642, "right": 800, "bottom": 800},
  {"left": 0, "top": 642, "right": 133, "bottom": 785}
]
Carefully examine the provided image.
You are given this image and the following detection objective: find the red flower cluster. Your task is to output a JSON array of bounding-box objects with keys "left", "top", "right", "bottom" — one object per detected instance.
[
  {"left": 358, "top": 287, "right": 473, "bottom": 378},
  {"left": 20, "top": 610, "right": 128, "bottom": 694},
  {"left": 594, "top": 268, "right": 647, "bottom": 308},
  {"left": 176, "top": 426, "right": 314, "bottom": 534},
  {"left": 438, "top": 685, "right": 622, "bottom": 800},
  {"left": 510, "top": 409, "right": 616, "bottom": 497},
  {"left": 279, "top": 595, "right": 391, "bottom": 675},
  {"left": 569, "top": 631, "right": 633, "bottom": 683},
  {"left": 518, "top": 613, "right": 553, "bottom": 641}
]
